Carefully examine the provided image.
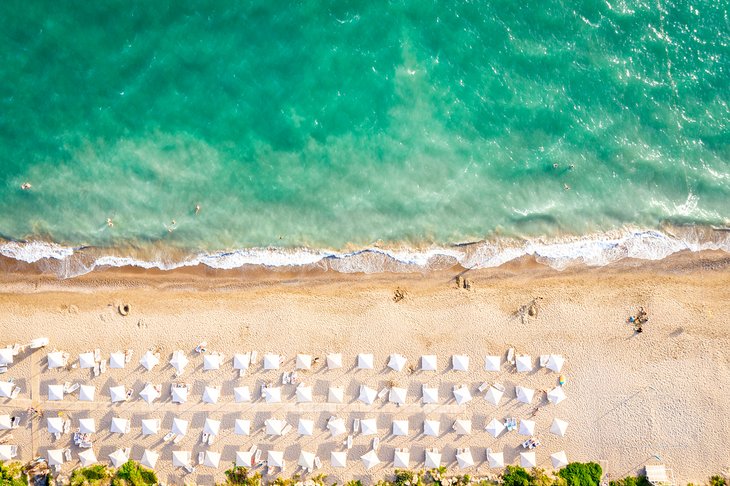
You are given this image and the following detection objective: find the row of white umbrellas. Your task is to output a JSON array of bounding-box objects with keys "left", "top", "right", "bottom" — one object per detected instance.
[
  {"left": 44, "top": 446, "right": 570, "bottom": 471},
  {"left": 46, "top": 350, "right": 564, "bottom": 374},
  {"left": 46, "top": 415, "right": 569, "bottom": 439},
  {"left": 41, "top": 381, "right": 566, "bottom": 406}
]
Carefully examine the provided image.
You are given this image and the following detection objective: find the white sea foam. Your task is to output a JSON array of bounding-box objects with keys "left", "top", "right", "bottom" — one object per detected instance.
[{"left": 1, "top": 228, "right": 728, "bottom": 278}]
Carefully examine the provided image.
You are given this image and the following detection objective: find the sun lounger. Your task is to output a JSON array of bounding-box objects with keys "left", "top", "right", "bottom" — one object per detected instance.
[
  {"left": 124, "top": 349, "right": 133, "bottom": 363},
  {"left": 346, "top": 435, "right": 353, "bottom": 449},
  {"left": 353, "top": 419, "right": 360, "bottom": 433},
  {"left": 10, "top": 387, "right": 20, "bottom": 399},
  {"left": 99, "top": 360, "right": 106, "bottom": 374},
  {"left": 478, "top": 382, "right": 489, "bottom": 392},
  {"left": 29, "top": 337, "right": 49, "bottom": 349},
  {"left": 201, "top": 432, "right": 209, "bottom": 444},
  {"left": 507, "top": 347, "right": 515, "bottom": 364},
  {"left": 93, "top": 363, "right": 100, "bottom": 377},
  {"left": 378, "top": 388, "right": 388, "bottom": 399},
  {"left": 0, "top": 367, "right": 7, "bottom": 374},
  {"left": 254, "top": 449, "right": 262, "bottom": 463},
  {"left": 539, "top": 355, "right": 549, "bottom": 367},
  {"left": 163, "top": 432, "right": 175, "bottom": 442},
  {"left": 94, "top": 349, "right": 101, "bottom": 362},
  {"left": 9, "top": 445, "right": 17, "bottom": 458},
  {"left": 63, "top": 420, "right": 71, "bottom": 434},
  {"left": 281, "top": 424, "right": 292, "bottom": 435},
  {"left": 10, "top": 416, "right": 20, "bottom": 428},
  {"left": 64, "top": 449, "right": 72, "bottom": 461},
  {"left": 198, "top": 452, "right": 205, "bottom": 465},
  {"left": 250, "top": 351, "right": 258, "bottom": 364},
  {"left": 173, "top": 434, "right": 184, "bottom": 444},
  {"left": 207, "top": 434, "right": 215, "bottom": 445},
  {"left": 66, "top": 383, "right": 79, "bottom": 394},
  {"left": 646, "top": 465, "right": 675, "bottom": 486},
  {"left": 373, "top": 437, "right": 380, "bottom": 450},
  {"left": 314, "top": 456, "right": 322, "bottom": 469}
]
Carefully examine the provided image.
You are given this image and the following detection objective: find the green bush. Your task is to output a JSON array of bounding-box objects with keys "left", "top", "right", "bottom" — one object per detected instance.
[
  {"left": 110, "top": 461, "right": 157, "bottom": 486},
  {"left": 709, "top": 476, "right": 727, "bottom": 486},
  {"left": 394, "top": 469, "right": 424, "bottom": 486},
  {"left": 609, "top": 475, "right": 651, "bottom": 486},
  {"left": 70, "top": 464, "right": 111, "bottom": 485},
  {"left": 0, "top": 461, "right": 27, "bottom": 486},
  {"left": 558, "top": 463, "right": 603, "bottom": 486},
  {"left": 502, "top": 466, "right": 532, "bottom": 486},
  {"left": 221, "top": 465, "right": 263, "bottom": 486}
]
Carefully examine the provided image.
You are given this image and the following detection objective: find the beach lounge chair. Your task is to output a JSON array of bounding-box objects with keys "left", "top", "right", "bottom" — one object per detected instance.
[
  {"left": 163, "top": 432, "right": 175, "bottom": 442},
  {"left": 281, "top": 424, "right": 293, "bottom": 435},
  {"left": 373, "top": 437, "right": 380, "bottom": 450},
  {"left": 64, "top": 449, "right": 72, "bottom": 461},
  {"left": 9, "top": 387, "right": 20, "bottom": 399},
  {"left": 353, "top": 419, "right": 360, "bottom": 433},
  {"left": 646, "top": 465, "right": 675, "bottom": 486},
  {"left": 198, "top": 452, "right": 205, "bottom": 465},
  {"left": 507, "top": 347, "right": 515, "bottom": 364}
]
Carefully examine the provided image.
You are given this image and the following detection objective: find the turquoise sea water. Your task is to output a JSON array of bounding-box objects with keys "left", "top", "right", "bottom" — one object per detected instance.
[{"left": 0, "top": 1, "right": 728, "bottom": 272}]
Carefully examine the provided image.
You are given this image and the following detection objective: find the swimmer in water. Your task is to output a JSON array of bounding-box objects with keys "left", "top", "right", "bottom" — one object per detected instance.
[
  {"left": 106, "top": 218, "right": 114, "bottom": 227},
  {"left": 195, "top": 204, "right": 201, "bottom": 215},
  {"left": 21, "top": 182, "right": 32, "bottom": 190}
]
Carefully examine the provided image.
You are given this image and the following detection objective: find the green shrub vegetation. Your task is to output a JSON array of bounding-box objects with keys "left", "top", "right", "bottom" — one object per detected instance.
[
  {"left": 110, "top": 460, "right": 157, "bottom": 486},
  {"left": 502, "top": 466, "right": 533, "bottom": 486},
  {"left": 0, "top": 461, "right": 27, "bottom": 486},
  {"left": 70, "top": 464, "right": 112, "bottom": 486},
  {"left": 558, "top": 463, "right": 603, "bottom": 486},
  {"left": 609, "top": 475, "right": 652, "bottom": 486},
  {"left": 221, "top": 465, "right": 263, "bottom": 486},
  {"left": 709, "top": 476, "right": 727, "bottom": 486}
]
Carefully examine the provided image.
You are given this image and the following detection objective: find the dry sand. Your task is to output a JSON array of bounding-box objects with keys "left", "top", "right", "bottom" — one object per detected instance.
[{"left": 0, "top": 251, "right": 729, "bottom": 485}]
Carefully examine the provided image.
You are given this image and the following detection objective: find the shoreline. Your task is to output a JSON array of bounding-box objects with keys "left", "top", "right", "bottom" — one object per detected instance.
[{"left": 1, "top": 224, "right": 729, "bottom": 279}]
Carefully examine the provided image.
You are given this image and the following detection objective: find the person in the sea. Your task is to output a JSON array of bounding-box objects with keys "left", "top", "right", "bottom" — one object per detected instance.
[
  {"left": 195, "top": 204, "right": 201, "bottom": 215},
  {"left": 21, "top": 182, "right": 31, "bottom": 190},
  {"left": 106, "top": 218, "right": 113, "bottom": 227}
]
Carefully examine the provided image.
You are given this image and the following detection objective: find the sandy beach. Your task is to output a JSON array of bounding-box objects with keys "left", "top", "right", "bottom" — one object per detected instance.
[{"left": 0, "top": 251, "right": 728, "bottom": 485}]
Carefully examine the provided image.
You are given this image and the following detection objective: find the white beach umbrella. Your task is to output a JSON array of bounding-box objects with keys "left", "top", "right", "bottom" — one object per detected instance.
[
  {"left": 172, "top": 450, "right": 191, "bottom": 468},
  {"left": 519, "top": 419, "right": 536, "bottom": 436},
  {"left": 263, "top": 386, "right": 281, "bottom": 403},
  {"left": 484, "top": 355, "right": 501, "bottom": 371},
  {"left": 484, "top": 385, "right": 504, "bottom": 406},
  {"left": 326, "top": 353, "right": 342, "bottom": 369},
  {"left": 139, "top": 350, "right": 159, "bottom": 371},
  {"left": 109, "top": 352, "right": 125, "bottom": 369},
  {"left": 357, "top": 353, "right": 374, "bottom": 370},
  {"left": 550, "top": 418, "right": 569, "bottom": 437},
  {"left": 487, "top": 450, "right": 505, "bottom": 468},
  {"left": 48, "top": 384, "right": 63, "bottom": 401},
  {"left": 140, "top": 449, "right": 159, "bottom": 469},
  {"left": 169, "top": 351, "right": 189, "bottom": 374},
  {"left": 79, "top": 385, "right": 95, "bottom": 402},
  {"left": 327, "top": 417, "right": 346, "bottom": 437},
  {"left": 551, "top": 451, "right": 569, "bottom": 468},
  {"left": 172, "top": 418, "right": 189, "bottom": 436},
  {"left": 298, "top": 418, "right": 314, "bottom": 436},
  {"left": 203, "top": 386, "right": 221, "bottom": 404},
  {"left": 203, "top": 418, "right": 221, "bottom": 436},
  {"left": 358, "top": 385, "right": 377, "bottom": 405},
  {"left": 171, "top": 385, "right": 188, "bottom": 403},
  {"left": 520, "top": 451, "right": 537, "bottom": 468},
  {"left": 453, "top": 385, "right": 472, "bottom": 405},
  {"left": 296, "top": 354, "right": 312, "bottom": 370},
  {"left": 296, "top": 384, "right": 313, "bottom": 403},
  {"left": 203, "top": 451, "right": 221, "bottom": 468},
  {"left": 389, "top": 386, "right": 407, "bottom": 405},
  {"left": 298, "top": 450, "right": 316, "bottom": 470},
  {"left": 515, "top": 386, "right": 535, "bottom": 404},
  {"left": 141, "top": 418, "right": 160, "bottom": 436},
  {"left": 328, "top": 386, "right": 344, "bottom": 404},
  {"left": 360, "top": 418, "right": 377, "bottom": 436},
  {"left": 0, "top": 348, "right": 13, "bottom": 366},
  {"left": 78, "top": 418, "right": 96, "bottom": 434},
  {"left": 47, "top": 417, "right": 64, "bottom": 434},
  {"left": 236, "top": 451, "right": 254, "bottom": 468},
  {"left": 203, "top": 353, "right": 223, "bottom": 371},
  {"left": 392, "top": 419, "right": 409, "bottom": 436},
  {"left": 110, "top": 417, "right": 129, "bottom": 434},
  {"left": 234, "top": 386, "right": 251, "bottom": 403},
  {"left": 452, "top": 354, "right": 469, "bottom": 371},
  {"left": 456, "top": 449, "right": 474, "bottom": 469},
  {"left": 267, "top": 450, "right": 285, "bottom": 469},
  {"left": 485, "top": 418, "right": 505, "bottom": 438},
  {"left": 263, "top": 353, "right": 280, "bottom": 370},
  {"left": 109, "top": 448, "right": 129, "bottom": 468},
  {"left": 265, "top": 418, "right": 287, "bottom": 436},
  {"left": 421, "top": 354, "right": 437, "bottom": 371},
  {"left": 388, "top": 353, "right": 407, "bottom": 372},
  {"left": 78, "top": 352, "right": 95, "bottom": 369},
  {"left": 47, "top": 351, "right": 65, "bottom": 369},
  {"left": 516, "top": 355, "right": 533, "bottom": 372},
  {"left": 331, "top": 451, "right": 347, "bottom": 468},
  {"left": 109, "top": 385, "right": 127, "bottom": 403},
  {"left": 139, "top": 383, "right": 160, "bottom": 404},
  {"left": 78, "top": 448, "right": 97, "bottom": 467},
  {"left": 0, "top": 415, "right": 11, "bottom": 430},
  {"left": 0, "top": 448, "right": 17, "bottom": 462},
  {"left": 546, "top": 354, "right": 565, "bottom": 373},
  {"left": 47, "top": 449, "right": 64, "bottom": 466},
  {"left": 422, "top": 385, "right": 438, "bottom": 404},
  {"left": 234, "top": 419, "right": 250, "bottom": 436},
  {"left": 548, "top": 386, "right": 567, "bottom": 405},
  {"left": 423, "top": 419, "right": 440, "bottom": 437},
  {"left": 425, "top": 449, "right": 442, "bottom": 468},
  {"left": 0, "top": 381, "right": 13, "bottom": 398},
  {"left": 393, "top": 449, "right": 410, "bottom": 468},
  {"left": 361, "top": 450, "right": 380, "bottom": 470},
  {"left": 453, "top": 419, "right": 472, "bottom": 435},
  {"left": 233, "top": 353, "right": 251, "bottom": 371}
]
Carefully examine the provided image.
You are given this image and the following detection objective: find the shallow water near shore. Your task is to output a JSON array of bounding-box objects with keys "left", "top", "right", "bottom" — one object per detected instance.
[{"left": 1, "top": 2, "right": 728, "bottom": 275}]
